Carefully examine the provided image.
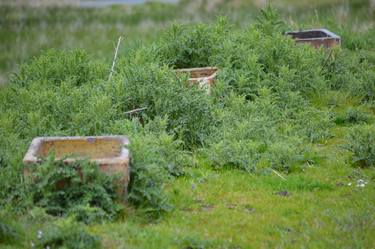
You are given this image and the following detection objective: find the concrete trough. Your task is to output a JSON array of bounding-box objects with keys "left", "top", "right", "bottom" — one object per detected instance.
[
  {"left": 286, "top": 28, "right": 341, "bottom": 48},
  {"left": 175, "top": 67, "right": 218, "bottom": 94},
  {"left": 23, "top": 136, "right": 130, "bottom": 197}
]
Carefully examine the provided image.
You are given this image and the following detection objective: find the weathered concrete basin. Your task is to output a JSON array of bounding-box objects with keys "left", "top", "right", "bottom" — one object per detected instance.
[
  {"left": 23, "top": 136, "right": 130, "bottom": 197},
  {"left": 286, "top": 29, "right": 341, "bottom": 48},
  {"left": 175, "top": 67, "right": 218, "bottom": 93}
]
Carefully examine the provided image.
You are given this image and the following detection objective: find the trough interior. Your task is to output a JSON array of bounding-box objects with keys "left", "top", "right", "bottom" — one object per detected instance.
[
  {"left": 180, "top": 68, "right": 217, "bottom": 78},
  {"left": 288, "top": 30, "right": 329, "bottom": 39},
  {"left": 37, "top": 139, "right": 123, "bottom": 160}
]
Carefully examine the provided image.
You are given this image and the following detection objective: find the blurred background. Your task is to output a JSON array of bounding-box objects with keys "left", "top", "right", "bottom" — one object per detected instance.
[{"left": 0, "top": 0, "right": 374, "bottom": 85}]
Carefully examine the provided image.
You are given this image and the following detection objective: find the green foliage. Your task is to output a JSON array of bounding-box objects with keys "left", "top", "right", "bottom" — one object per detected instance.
[
  {"left": 110, "top": 61, "right": 214, "bottom": 148},
  {"left": 34, "top": 219, "right": 101, "bottom": 249},
  {"left": 340, "top": 27, "right": 375, "bottom": 51},
  {"left": 346, "top": 125, "right": 375, "bottom": 167},
  {"left": 13, "top": 49, "right": 105, "bottom": 87},
  {"left": 335, "top": 107, "right": 370, "bottom": 125},
  {"left": 157, "top": 23, "right": 216, "bottom": 68},
  {"left": 325, "top": 50, "right": 375, "bottom": 102},
  {"left": 27, "top": 156, "right": 121, "bottom": 223},
  {"left": 155, "top": 14, "right": 332, "bottom": 175},
  {"left": 0, "top": 3, "right": 374, "bottom": 248},
  {"left": 0, "top": 139, "right": 28, "bottom": 212},
  {"left": 203, "top": 90, "right": 329, "bottom": 173},
  {"left": 108, "top": 118, "right": 188, "bottom": 216},
  {"left": 0, "top": 220, "right": 17, "bottom": 244},
  {"left": 0, "top": 7, "right": 374, "bottom": 220},
  {"left": 255, "top": 5, "right": 287, "bottom": 35},
  {"left": 127, "top": 139, "right": 171, "bottom": 216}
]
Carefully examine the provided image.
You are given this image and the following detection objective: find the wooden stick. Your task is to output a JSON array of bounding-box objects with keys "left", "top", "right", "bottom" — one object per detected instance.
[
  {"left": 271, "top": 169, "right": 287, "bottom": 180},
  {"left": 125, "top": 107, "right": 147, "bottom": 115},
  {"left": 108, "top": 36, "right": 123, "bottom": 81}
]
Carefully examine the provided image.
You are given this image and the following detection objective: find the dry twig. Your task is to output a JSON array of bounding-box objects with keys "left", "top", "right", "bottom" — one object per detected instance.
[
  {"left": 108, "top": 36, "right": 123, "bottom": 81},
  {"left": 125, "top": 107, "right": 148, "bottom": 115},
  {"left": 271, "top": 169, "right": 287, "bottom": 181}
]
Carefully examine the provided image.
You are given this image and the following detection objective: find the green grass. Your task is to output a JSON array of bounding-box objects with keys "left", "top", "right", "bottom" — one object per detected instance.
[
  {"left": 85, "top": 123, "right": 375, "bottom": 249},
  {"left": 3, "top": 121, "right": 375, "bottom": 248},
  {"left": 1, "top": 1, "right": 375, "bottom": 249},
  {"left": 7, "top": 148, "right": 375, "bottom": 248}
]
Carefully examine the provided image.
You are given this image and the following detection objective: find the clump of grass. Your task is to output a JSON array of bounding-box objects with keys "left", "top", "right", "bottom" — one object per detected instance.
[
  {"left": 325, "top": 50, "right": 375, "bottom": 102},
  {"left": 33, "top": 218, "right": 101, "bottom": 249},
  {"left": 0, "top": 220, "right": 17, "bottom": 244},
  {"left": 108, "top": 118, "right": 189, "bottom": 216},
  {"left": 156, "top": 22, "right": 218, "bottom": 68},
  {"left": 335, "top": 107, "right": 370, "bottom": 125},
  {"left": 346, "top": 125, "right": 375, "bottom": 167},
  {"left": 202, "top": 90, "right": 328, "bottom": 174},
  {"left": 12, "top": 49, "right": 105, "bottom": 88}
]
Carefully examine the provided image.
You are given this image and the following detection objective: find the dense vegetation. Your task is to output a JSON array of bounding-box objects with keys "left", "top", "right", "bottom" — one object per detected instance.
[{"left": 0, "top": 2, "right": 374, "bottom": 248}]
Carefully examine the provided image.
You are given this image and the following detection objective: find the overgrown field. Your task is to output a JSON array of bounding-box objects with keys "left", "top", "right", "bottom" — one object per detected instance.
[{"left": 1, "top": 1, "right": 375, "bottom": 249}]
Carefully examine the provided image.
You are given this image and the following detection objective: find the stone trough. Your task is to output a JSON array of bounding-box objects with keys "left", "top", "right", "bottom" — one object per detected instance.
[
  {"left": 286, "top": 28, "right": 341, "bottom": 48},
  {"left": 23, "top": 136, "right": 130, "bottom": 197},
  {"left": 175, "top": 67, "right": 218, "bottom": 94}
]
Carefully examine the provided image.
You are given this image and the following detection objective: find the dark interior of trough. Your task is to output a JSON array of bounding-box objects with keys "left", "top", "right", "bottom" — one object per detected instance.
[{"left": 288, "top": 30, "right": 330, "bottom": 39}]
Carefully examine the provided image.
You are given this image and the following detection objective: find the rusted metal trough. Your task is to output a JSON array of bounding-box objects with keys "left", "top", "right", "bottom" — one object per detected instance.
[
  {"left": 23, "top": 136, "right": 130, "bottom": 197},
  {"left": 175, "top": 67, "right": 218, "bottom": 94},
  {"left": 286, "top": 29, "right": 341, "bottom": 48}
]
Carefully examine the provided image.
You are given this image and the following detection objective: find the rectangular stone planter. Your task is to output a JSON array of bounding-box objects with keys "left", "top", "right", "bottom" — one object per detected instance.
[
  {"left": 175, "top": 67, "right": 218, "bottom": 93},
  {"left": 286, "top": 29, "right": 341, "bottom": 48},
  {"left": 23, "top": 136, "right": 130, "bottom": 197}
]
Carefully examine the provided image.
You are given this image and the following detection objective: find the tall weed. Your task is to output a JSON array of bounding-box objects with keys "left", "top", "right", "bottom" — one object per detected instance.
[
  {"left": 26, "top": 157, "right": 121, "bottom": 223},
  {"left": 346, "top": 125, "right": 375, "bottom": 167}
]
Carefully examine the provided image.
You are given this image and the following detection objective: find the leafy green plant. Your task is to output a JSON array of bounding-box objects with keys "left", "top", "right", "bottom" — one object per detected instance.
[
  {"left": 0, "top": 220, "right": 17, "bottom": 244},
  {"left": 346, "top": 125, "right": 375, "bottom": 167},
  {"left": 157, "top": 23, "right": 216, "bottom": 68},
  {"left": 255, "top": 5, "right": 287, "bottom": 35},
  {"left": 110, "top": 62, "right": 214, "bottom": 148},
  {"left": 34, "top": 219, "right": 101, "bottom": 249},
  {"left": 12, "top": 49, "right": 105, "bottom": 88},
  {"left": 26, "top": 156, "right": 121, "bottom": 223},
  {"left": 108, "top": 118, "right": 188, "bottom": 216},
  {"left": 203, "top": 89, "right": 324, "bottom": 174},
  {"left": 325, "top": 50, "right": 375, "bottom": 102},
  {"left": 335, "top": 107, "right": 370, "bottom": 125}
]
